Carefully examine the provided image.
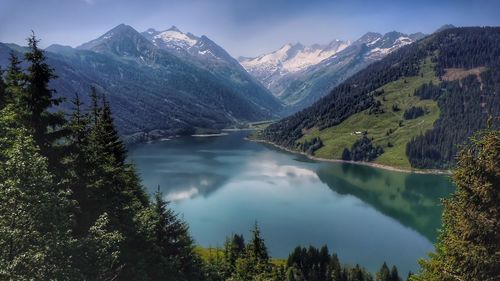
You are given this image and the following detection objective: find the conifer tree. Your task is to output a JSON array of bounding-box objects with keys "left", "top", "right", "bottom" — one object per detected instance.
[
  {"left": 4, "top": 52, "right": 25, "bottom": 107},
  {"left": 0, "top": 66, "right": 6, "bottom": 110},
  {"left": 0, "top": 128, "right": 75, "bottom": 280},
  {"left": 376, "top": 262, "right": 391, "bottom": 281},
  {"left": 231, "top": 223, "right": 272, "bottom": 281},
  {"left": 149, "top": 186, "right": 204, "bottom": 281},
  {"left": 247, "top": 222, "right": 270, "bottom": 263},
  {"left": 225, "top": 234, "right": 245, "bottom": 271},
  {"left": 99, "top": 94, "right": 127, "bottom": 166},
  {"left": 64, "top": 93, "right": 95, "bottom": 235},
  {"left": 414, "top": 130, "right": 500, "bottom": 281},
  {"left": 22, "top": 34, "right": 68, "bottom": 163},
  {"left": 390, "top": 266, "right": 400, "bottom": 281},
  {"left": 330, "top": 253, "right": 342, "bottom": 281},
  {"left": 75, "top": 213, "right": 125, "bottom": 281}
]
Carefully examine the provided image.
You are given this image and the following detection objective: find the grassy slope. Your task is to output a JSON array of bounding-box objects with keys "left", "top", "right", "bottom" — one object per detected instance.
[{"left": 298, "top": 58, "right": 440, "bottom": 169}]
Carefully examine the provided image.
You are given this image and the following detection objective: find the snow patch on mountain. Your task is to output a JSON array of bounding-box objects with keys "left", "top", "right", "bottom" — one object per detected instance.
[
  {"left": 366, "top": 35, "right": 413, "bottom": 60},
  {"left": 145, "top": 26, "right": 200, "bottom": 52},
  {"left": 154, "top": 29, "right": 197, "bottom": 48},
  {"left": 240, "top": 30, "right": 424, "bottom": 107},
  {"left": 240, "top": 40, "right": 349, "bottom": 76}
]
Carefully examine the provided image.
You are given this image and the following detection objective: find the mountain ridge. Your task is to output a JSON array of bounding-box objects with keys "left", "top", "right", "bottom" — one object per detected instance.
[
  {"left": 0, "top": 24, "right": 282, "bottom": 143},
  {"left": 259, "top": 27, "right": 500, "bottom": 169},
  {"left": 239, "top": 30, "right": 426, "bottom": 112}
]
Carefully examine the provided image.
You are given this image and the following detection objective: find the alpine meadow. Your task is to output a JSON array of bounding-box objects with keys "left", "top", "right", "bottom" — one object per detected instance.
[{"left": 0, "top": 1, "right": 499, "bottom": 281}]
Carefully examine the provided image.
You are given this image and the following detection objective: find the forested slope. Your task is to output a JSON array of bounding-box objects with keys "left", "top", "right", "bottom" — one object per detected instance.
[
  {"left": 261, "top": 27, "right": 500, "bottom": 169},
  {"left": 0, "top": 24, "right": 283, "bottom": 143}
]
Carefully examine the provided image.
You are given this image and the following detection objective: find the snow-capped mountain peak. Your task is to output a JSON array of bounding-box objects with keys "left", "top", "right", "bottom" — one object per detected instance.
[
  {"left": 240, "top": 30, "right": 425, "bottom": 108},
  {"left": 239, "top": 39, "right": 349, "bottom": 78},
  {"left": 363, "top": 31, "right": 414, "bottom": 60},
  {"left": 140, "top": 26, "right": 238, "bottom": 64},
  {"left": 149, "top": 26, "right": 199, "bottom": 50}
]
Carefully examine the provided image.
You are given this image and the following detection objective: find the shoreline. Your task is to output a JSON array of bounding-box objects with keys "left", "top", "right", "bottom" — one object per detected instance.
[
  {"left": 191, "top": 133, "right": 229, "bottom": 137},
  {"left": 249, "top": 138, "right": 452, "bottom": 175},
  {"left": 127, "top": 129, "right": 451, "bottom": 175}
]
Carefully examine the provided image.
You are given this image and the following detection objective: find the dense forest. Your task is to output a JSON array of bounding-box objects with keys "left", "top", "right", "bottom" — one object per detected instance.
[
  {"left": 0, "top": 33, "right": 498, "bottom": 281},
  {"left": 262, "top": 27, "right": 500, "bottom": 169}
]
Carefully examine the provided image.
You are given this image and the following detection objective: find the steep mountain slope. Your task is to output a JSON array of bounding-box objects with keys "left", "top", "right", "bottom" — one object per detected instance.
[
  {"left": 141, "top": 26, "right": 281, "bottom": 112},
  {"left": 240, "top": 31, "right": 426, "bottom": 113},
  {"left": 0, "top": 24, "right": 281, "bottom": 142},
  {"left": 260, "top": 27, "right": 500, "bottom": 169},
  {"left": 239, "top": 40, "right": 349, "bottom": 99}
]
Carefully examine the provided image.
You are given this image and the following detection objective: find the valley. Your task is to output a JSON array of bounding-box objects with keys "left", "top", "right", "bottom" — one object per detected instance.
[{"left": 0, "top": 1, "right": 499, "bottom": 278}]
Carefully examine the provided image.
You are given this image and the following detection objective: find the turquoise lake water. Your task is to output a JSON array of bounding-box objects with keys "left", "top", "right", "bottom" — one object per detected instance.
[{"left": 129, "top": 131, "right": 454, "bottom": 274}]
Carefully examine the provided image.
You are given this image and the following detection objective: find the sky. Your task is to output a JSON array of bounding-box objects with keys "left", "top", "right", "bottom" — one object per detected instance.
[{"left": 1, "top": 0, "right": 500, "bottom": 57}]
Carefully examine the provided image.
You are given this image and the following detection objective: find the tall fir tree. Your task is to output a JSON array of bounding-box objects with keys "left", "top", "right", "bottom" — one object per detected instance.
[
  {"left": 225, "top": 233, "right": 245, "bottom": 271},
  {"left": 413, "top": 130, "right": 500, "bottom": 281},
  {"left": 390, "top": 266, "right": 401, "bottom": 281},
  {"left": 247, "top": 222, "right": 270, "bottom": 263},
  {"left": 4, "top": 52, "right": 25, "bottom": 107},
  {"left": 21, "top": 33, "right": 68, "bottom": 163},
  {"left": 147, "top": 186, "right": 204, "bottom": 281},
  {"left": 99, "top": 94, "right": 127, "bottom": 166},
  {"left": 376, "top": 262, "right": 391, "bottom": 281},
  {"left": 233, "top": 222, "right": 272, "bottom": 280}
]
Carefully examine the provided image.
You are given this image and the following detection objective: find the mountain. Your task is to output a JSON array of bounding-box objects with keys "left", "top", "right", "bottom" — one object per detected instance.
[
  {"left": 238, "top": 40, "right": 349, "bottom": 100},
  {"left": 140, "top": 26, "right": 281, "bottom": 113},
  {"left": 240, "top": 31, "right": 426, "bottom": 113},
  {"left": 0, "top": 24, "right": 282, "bottom": 143},
  {"left": 77, "top": 24, "right": 157, "bottom": 61},
  {"left": 259, "top": 27, "right": 500, "bottom": 169}
]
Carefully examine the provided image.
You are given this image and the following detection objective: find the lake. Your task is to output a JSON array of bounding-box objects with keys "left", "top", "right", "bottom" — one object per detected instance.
[{"left": 128, "top": 131, "right": 454, "bottom": 274}]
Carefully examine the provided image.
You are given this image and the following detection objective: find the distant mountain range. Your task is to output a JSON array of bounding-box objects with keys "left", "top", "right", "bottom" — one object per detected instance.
[
  {"left": 240, "top": 30, "right": 427, "bottom": 112},
  {"left": 0, "top": 24, "right": 282, "bottom": 143},
  {"left": 260, "top": 26, "right": 500, "bottom": 169},
  {"left": 0, "top": 23, "right": 463, "bottom": 145}
]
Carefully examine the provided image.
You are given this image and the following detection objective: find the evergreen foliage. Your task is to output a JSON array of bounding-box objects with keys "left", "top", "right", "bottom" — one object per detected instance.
[
  {"left": 349, "top": 136, "right": 384, "bottom": 161},
  {"left": 298, "top": 137, "right": 324, "bottom": 155},
  {"left": 341, "top": 148, "right": 351, "bottom": 160},
  {"left": 0, "top": 66, "right": 5, "bottom": 109},
  {"left": 0, "top": 127, "right": 75, "bottom": 280},
  {"left": 406, "top": 70, "right": 500, "bottom": 168},
  {"left": 21, "top": 34, "right": 68, "bottom": 163},
  {"left": 413, "top": 130, "right": 500, "bottom": 281},
  {"left": 0, "top": 33, "right": 203, "bottom": 281},
  {"left": 402, "top": 106, "right": 425, "bottom": 120}
]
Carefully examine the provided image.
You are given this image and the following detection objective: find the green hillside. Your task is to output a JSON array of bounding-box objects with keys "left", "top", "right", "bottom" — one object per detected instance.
[
  {"left": 298, "top": 58, "right": 440, "bottom": 169},
  {"left": 262, "top": 27, "right": 500, "bottom": 170}
]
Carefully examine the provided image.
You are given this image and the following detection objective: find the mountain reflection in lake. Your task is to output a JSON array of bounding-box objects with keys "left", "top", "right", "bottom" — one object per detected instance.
[{"left": 129, "top": 131, "right": 454, "bottom": 274}]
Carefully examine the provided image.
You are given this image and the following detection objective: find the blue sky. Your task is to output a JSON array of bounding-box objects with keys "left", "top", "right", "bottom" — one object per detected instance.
[{"left": 1, "top": 0, "right": 499, "bottom": 57}]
